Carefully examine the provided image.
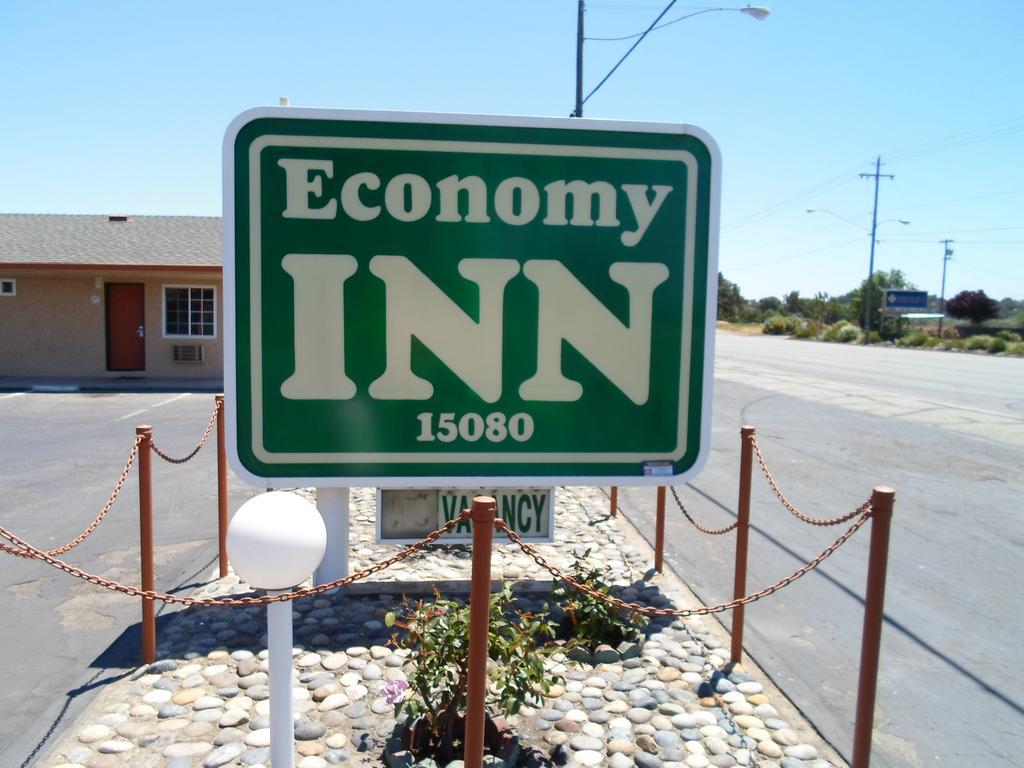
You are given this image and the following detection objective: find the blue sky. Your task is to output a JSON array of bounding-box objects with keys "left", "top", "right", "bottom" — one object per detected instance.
[{"left": 1, "top": 1, "right": 1021, "bottom": 301}]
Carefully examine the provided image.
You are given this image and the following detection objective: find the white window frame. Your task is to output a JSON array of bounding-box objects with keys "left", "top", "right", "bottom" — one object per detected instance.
[
  {"left": 162, "top": 284, "right": 217, "bottom": 339},
  {"left": 0, "top": 278, "right": 15, "bottom": 297}
]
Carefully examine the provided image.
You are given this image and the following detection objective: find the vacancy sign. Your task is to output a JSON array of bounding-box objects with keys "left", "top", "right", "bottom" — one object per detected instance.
[{"left": 224, "top": 108, "right": 718, "bottom": 487}]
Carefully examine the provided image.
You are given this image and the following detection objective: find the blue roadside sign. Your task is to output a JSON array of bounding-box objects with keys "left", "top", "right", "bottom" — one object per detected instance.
[{"left": 883, "top": 290, "right": 928, "bottom": 314}]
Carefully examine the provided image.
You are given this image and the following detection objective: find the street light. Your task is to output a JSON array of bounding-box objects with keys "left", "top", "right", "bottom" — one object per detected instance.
[
  {"left": 806, "top": 205, "right": 910, "bottom": 341},
  {"left": 572, "top": 2, "right": 770, "bottom": 117}
]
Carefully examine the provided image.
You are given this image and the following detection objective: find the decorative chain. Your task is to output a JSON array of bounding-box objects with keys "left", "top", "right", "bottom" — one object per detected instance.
[
  {"left": 150, "top": 400, "right": 221, "bottom": 464},
  {"left": 748, "top": 433, "right": 866, "bottom": 526},
  {"left": 0, "top": 434, "right": 145, "bottom": 559},
  {"left": 0, "top": 508, "right": 472, "bottom": 607},
  {"left": 669, "top": 486, "right": 738, "bottom": 535},
  {"left": 495, "top": 506, "right": 872, "bottom": 617}
]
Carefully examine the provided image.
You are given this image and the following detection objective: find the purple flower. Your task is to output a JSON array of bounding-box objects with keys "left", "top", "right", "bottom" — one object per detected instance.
[{"left": 379, "top": 679, "right": 409, "bottom": 705}]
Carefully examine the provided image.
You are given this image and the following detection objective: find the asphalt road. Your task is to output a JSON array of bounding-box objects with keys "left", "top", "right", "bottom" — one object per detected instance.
[
  {"left": 0, "top": 392, "right": 258, "bottom": 768},
  {"left": 616, "top": 334, "right": 1024, "bottom": 767}
]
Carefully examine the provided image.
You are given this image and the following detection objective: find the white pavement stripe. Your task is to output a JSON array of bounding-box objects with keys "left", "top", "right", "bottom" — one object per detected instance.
[
  {"left": 0, "top": 392, "right": 26, "bottom": 400},
  {"left": 115, "top": 392, "right": 191, "bottom": 421}
]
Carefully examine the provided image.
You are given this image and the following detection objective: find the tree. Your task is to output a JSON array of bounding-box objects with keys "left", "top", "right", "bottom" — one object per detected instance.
[
  {"left": 782, "top": 291, "right": 805, "bottom": 316},
  {"left": 756, "top": 296, "right": 783, "bottom": 317},
  {"left": 804, "top": 292, "right": 848, "bottom": 325},
  {"left": 946, "top": 289, "right": 999, "bottom": 325},
  {"left": 716, "top": 272, "right": 745, "bottom": 322},
  {"left": 845, "top": 269, "right": 913, "bottom": 330}
]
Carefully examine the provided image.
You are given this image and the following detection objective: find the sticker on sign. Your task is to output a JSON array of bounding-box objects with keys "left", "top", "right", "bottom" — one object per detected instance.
[{"left": 224, "top": 108, "right": 719, "bottom": 487}]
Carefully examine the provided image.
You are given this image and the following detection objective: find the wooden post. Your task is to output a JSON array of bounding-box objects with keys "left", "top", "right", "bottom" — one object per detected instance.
[
  {"left": 215, "top": 395, "right": 228, "bottom": 579},
  {"left": 730, "top": 425, "right": 756, "bottom": 664},
  {"left": 465, "top": 496, "right": 496, "bottom": 768},
  {"left": 137, "top": 425, "right": 156, "bottom": 664},
  {"left": 655, "top": 486, "right": 666, "bottom": 572},
  {"left": 610, "top": 485, "right": 618, "bottom": 517},
  {"left": 852, "top": 486, "right": 895, "bottom": 768}
]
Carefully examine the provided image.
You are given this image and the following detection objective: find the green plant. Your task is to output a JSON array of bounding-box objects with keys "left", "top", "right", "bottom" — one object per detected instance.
[
  {"left": 823, "top": 321, "right": 859, "bottom": 343},
  {"left": 551, "top": 554, "right": 649, "bottom": 652},
  {"left": 762, "top": 314, "right": 798, "bottom": 335},
  {"left": 867, "top": 331, "right": 883, "bottom": 344},
  {"left": 1005, "top": 342, "right": 1024, "bottom": 356},
  {"left": 989, "top": 337, "right": 1008, "bottom": 354},
  {"left": 793, "top": 321, "right": 818, "bottom": 339},
  {"left": 386, "top": 585, "right": 561, "bottom": 761},
  {"left": 922, "top": 336, "right": 940, "bottom": 348},
  {"left": 966, "top": 334, "right": 994, "bottom": 351},
  {"left": 899, "top": 332, "right": 929, "bottom": 347},
  {"left": 996, "top": 330, "right": 1022, "bottom": 343}
]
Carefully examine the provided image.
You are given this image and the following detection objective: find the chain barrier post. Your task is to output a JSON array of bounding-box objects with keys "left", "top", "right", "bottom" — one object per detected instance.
[
  {"left": 136, "top": 424, "right": 156, "bottom": 664},
  {"left": 731, "top": 425, "right": 756, "bottom": 664},
  {"left": 852, "top": 485, "right": 895, "bottom": 768},
  {"left": 610, "top": 485, "right": 618, "bottom": 517},
  {"left": 216, "top": 395, "right": 228, "bottom": 578},
  {"left": 465, "top": 496, "right": 496, "bottom": 768},
  {"left": 655, "top": 486, "right": 666, "bottom": 572}
]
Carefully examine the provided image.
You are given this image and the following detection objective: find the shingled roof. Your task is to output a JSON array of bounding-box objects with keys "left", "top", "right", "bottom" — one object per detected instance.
[{"left": 0, "top": 214, "right": 221, "bottom": 267}]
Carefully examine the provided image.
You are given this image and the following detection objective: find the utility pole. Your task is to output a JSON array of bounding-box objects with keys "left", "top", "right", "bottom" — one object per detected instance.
[
  {"left": 859, "top": 157, "right": 894, "bottom": 343},
  {"left": 574, "top": 0, "right": 585, "bottom": 117},
  {"left": 938, "top": 239, "right": 954, "bottom": 339}
]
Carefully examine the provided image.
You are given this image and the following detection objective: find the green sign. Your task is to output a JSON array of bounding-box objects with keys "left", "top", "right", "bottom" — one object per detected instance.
[{"left": 224, "top": 108, "right": 718, "bottom": 487}]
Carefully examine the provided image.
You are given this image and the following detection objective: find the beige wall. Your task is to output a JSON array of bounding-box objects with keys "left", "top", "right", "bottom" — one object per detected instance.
[{"left": 0, "top": 269, "right": 224, "bottom": 380}]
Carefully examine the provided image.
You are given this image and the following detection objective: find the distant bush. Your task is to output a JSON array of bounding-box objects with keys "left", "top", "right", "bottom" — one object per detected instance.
[
  {"left": 1005, "top": 342, "right": 1024, "bottom": 356},
  {"left": 793, "top": 321, "right": 818, "bottom": 339},
  {"left": 823, "top": 321, "right": 859, "bottom": 343},
  {"left": 939, "top": 338, "right": 965, "bottom": 350},
  {"left": 922, "top": 336, "right": 940, "bottom": 348},
  {"left": 965, "top": 335, "right": 994, "bottom": 351},
  {"left": 995, "top": 330, "right": 1022, "bottom": 343},
  {"left": 989, "top": 337, "right": 1008, "bottom": 354},
  {"left": 899, "top": 332, "right": 929, "bottom": 347},
  {"left": 867, "top": 331, "right": 883, "bottom": 344},
  {"left": 763, "top": 314, "right": 799, "bottom": 335}
]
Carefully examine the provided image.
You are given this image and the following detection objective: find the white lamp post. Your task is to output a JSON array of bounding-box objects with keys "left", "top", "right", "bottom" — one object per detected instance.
[{"left": 227, "top": 492, "right": 326, "bottom": 768}]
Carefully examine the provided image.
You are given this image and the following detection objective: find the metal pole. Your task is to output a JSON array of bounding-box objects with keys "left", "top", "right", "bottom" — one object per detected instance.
[
  {"left": 465, "top": 496, "right": 496, "bottom": 768},
  {"left": 852, "top": 485, "right": 896, "bottom": 768},
  {"left": 938, "top": 240, "right": 953, "bottom": 339},
  {"left": 655, "top": 486, "right": 666, "bottom": 572},
  {"left": 860, "top": 157, "right": 893, "bottom": 343},
  {"left": 610, "top": 485, "right": 618, "bottom": 517},
  {"left": 268, "top": 595, "right": 295, "bottom": 768},
  {"left": 730, "top": 425, "right": 755, "bottom": 664},
  {"left": 215, "top": 395, "right": 228, "bottom": 579},
  {"left": 574, "top": 0, "right": 584, "bottom": 117},
  {"left": 136, "top": 424, "right": 156, "bottom": 664}
]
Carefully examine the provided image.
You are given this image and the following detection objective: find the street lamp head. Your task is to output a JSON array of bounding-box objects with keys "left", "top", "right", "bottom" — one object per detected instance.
[
  {"left": 740, "top": 6, "right": 771, "bottom": 21},
  {"left": 898, "top": 219, "right": 910, "bottom": 225}
]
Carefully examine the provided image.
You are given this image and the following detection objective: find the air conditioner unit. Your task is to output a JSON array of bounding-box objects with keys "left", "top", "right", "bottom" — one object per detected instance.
[{"left": 172, "top": 344, "right": 205, "bottom": 363}]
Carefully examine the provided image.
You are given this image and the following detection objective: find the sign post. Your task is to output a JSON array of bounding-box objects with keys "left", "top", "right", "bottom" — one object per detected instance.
[{"left": 224, "top": 108, "right": 719, "bottom": 488}]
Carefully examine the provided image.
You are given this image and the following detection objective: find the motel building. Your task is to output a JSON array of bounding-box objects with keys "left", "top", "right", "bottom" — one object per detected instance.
[{"left": 0, "top": 214, "right": 223, "bottom": 385}]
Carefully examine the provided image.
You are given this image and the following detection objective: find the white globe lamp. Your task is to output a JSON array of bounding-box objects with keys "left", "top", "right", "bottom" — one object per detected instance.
[{"left": 227, "top": 491, "right": 326, "bottom": 590}]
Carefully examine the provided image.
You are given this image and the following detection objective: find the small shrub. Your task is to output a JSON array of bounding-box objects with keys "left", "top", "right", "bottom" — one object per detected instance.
[
  {"left": 1005, "top": 342, "right": 1024, "bottom": 356},
  {"left": 996, "top": 330, "right": 1022, "bottom": 343},
  {"left": 762, "top": 314, "right": 798, "bottom": 335},
  {"left": 939, "top": 338, "right": 965, "bottom": 350},
  {"left": 966, "top": 335, "right": 994, "bottom": 351},
  {"left": 899, "top": 332, "right": 929, "bottom": 347},
  {"left": 551, "top": 553, "right": 649, "bottom": 652},
  {"left": 922, "top": 336, "right": 940, "bottom": 348},
  {"left": 823, "top": 321, "right": 859, "bottom": 343},
  {"left": 793, "top": 321, "right": 818, "bottom": 339},
  {"left": 386, "top": 585, "right": 562, "bottom": 762},
  {"left": 867, "top": 331, "right": 883, "bottom": 344},
  {"left": 989, "top": 337, "right": 1008, "bottom": 354}
]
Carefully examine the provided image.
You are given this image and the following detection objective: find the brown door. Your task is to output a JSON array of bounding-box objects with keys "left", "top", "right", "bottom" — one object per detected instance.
[{"left": 106, "top": 283, "right": 146, "bottom": 371}]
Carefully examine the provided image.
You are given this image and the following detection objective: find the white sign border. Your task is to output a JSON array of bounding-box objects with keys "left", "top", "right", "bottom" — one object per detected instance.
[{"left": 224, "top": 107, "right": 720, "bottom": 489}]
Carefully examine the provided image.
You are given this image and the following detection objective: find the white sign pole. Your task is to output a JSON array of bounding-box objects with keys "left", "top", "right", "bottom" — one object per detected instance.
[
  {"left": 268, "top": 595, "right": 295, "bottom": 768},
  {"left": 315, "top": 487, "right": 349, "bottom": 584}
]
